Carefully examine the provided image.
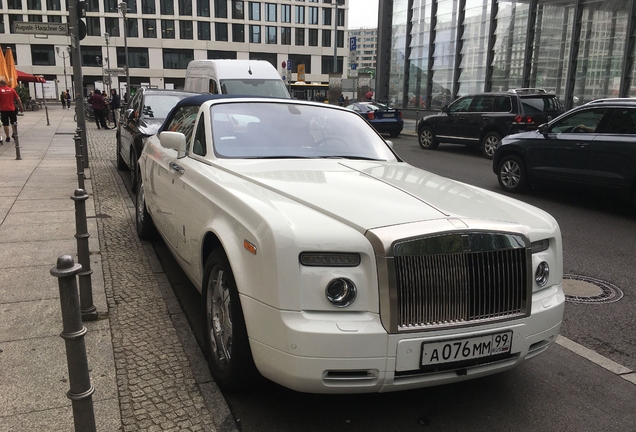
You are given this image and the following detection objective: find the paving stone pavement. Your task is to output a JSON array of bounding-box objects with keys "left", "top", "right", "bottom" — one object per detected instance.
[{"left": 87, "top": 127, "right": 237, "bottom": 432}]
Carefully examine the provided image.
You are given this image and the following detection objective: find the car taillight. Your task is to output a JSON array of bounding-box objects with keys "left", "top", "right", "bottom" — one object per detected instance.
[
  {"left": 367, "top": 112, "right": 375, "bottom": 120},
  {"left": 515, "top": 115, "right": 534, "bottom": 125},
  {"left": 398, "top": 111, "right": 403, "bottom": 118}
]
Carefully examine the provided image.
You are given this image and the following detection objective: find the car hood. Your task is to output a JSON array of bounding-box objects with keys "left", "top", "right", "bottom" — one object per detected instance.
[
  {"left": 138, "top": 118, "right": 165, "bottom": 136},
  {"left": 219, "top": 159, "right": 556, "bottom": 232},
  {"left": 502, "top": 130, "right": 540, "bottom": 143}
]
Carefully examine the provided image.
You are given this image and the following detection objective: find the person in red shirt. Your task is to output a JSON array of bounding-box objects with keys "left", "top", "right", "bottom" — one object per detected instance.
[
  {"left": 87, "top": 90, "right": 109, "bottom": 129},
  {"left": 0, "top": 79, "right": 24, "bottom": 144}
]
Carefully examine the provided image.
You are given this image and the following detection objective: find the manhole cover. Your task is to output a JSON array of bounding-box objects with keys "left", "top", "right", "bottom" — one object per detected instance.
[{"left": 563, "top": 274, "right": 623, "bottom": 304}]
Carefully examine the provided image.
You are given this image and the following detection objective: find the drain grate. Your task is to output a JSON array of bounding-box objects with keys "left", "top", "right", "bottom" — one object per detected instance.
[{"left": 563, "top": 274, "right": 623, "bottom": 304}]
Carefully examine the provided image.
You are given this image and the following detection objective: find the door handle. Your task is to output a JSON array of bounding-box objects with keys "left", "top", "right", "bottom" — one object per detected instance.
[
  {"left": 169, "top": 162, "right": 185, "bottom": 174},
  {"left": 576, "top": 143, "right": 589, "bottom": 148}
]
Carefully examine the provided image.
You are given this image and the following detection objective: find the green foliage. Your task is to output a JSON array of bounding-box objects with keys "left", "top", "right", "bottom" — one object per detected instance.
[{"left": 15, "top": 85, "right": 30, "bottom": 102}]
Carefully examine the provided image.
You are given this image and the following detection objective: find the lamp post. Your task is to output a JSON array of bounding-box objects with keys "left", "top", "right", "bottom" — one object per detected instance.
[
  {"left": 55, "top": 46, "right": 71, "bottom": 95},
  {"left": 118, "top": 2, "right": 132, "bottom": 100},
  {"left": 96, "top": 56, "right": 105, "bottom": 92},
  {"left": 333, "top": 1, "right": 339, "bottom": 73},
  {"left": 104, "top": 32, "right": 112, "bottom": 93}
]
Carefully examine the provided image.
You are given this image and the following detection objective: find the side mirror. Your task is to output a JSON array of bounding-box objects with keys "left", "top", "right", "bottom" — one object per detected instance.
[
  {"left": 538, "top": 123, "right": 549, "bottom": 134},
  {"left": 159, "top": 131, "right": 187, "bottom": 158},
  {"left": 125, "top": 108, "right": 135, "bottom": 121}
]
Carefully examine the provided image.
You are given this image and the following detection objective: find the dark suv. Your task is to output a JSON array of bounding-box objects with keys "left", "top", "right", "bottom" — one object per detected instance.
[
  {"left": 417, "top": 89, "right": 564, "bottom": 158},
  {"left": 493, "top": 98, "right": 636, "bottom": 209}
]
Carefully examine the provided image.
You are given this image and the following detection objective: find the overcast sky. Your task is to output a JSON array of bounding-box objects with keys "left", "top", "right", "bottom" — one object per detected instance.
[{"left": 348, "top": 0, "right": 379, "bottom": 28}]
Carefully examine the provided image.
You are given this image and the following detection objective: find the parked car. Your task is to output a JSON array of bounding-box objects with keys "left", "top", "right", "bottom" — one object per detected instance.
[
  {"left": 135, "top": 94, "right": 564, "bottom": 394},
  {"left": 346, "top": 101, "right": 404, "bottom": 137},
  {"left": 116, "top": 88, "right": 198, "bottom": 191},
  {"left": 417, "top": 88, "right": 564, "bottom": 158},
  {"left": 493, "top": 98, "right": 636, "bottom": 209}
]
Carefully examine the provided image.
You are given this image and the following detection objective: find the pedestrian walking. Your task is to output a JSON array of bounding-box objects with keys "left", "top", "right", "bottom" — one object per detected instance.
[
  {"left": 66, "top": 89, "right": 71, "bottom": 109},
  {"left": 110, "top": 89, "right": 121, "bottom": 128},
  {"left": 61, "top": 91, "right": 67, "bottom": 109},
  {"left": 87, "top": 91, "right": 110, "bottom": 129},
  {"left": 0, "top": 79, "right": 25, "bottom": 144}
]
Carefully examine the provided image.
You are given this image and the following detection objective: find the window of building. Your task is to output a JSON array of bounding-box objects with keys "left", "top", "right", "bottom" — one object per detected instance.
[
  {"left": 337, "top": 29, "right": 343, "bottom": 47},
  {"left": 265, "top": 3, "right": 276, "bottom": 21},
  {"left": 48, "top": 15, "right": 62, "bottom": 22},
  {"left": 28, "top": 15, "right": 44, "bottom": 21},
  {"left": 163, "top": 48, "right": 193, "bottom": 69},
  {"left": 197, "top": 0, "right": 209, "bottom": 16},
  {"left": 86, "top": 17, "right": 101, "bottom": 36},
  {"left": 8, "top": 15, "right": 23, "bottom": 34},
  {"left": 31, "top": 44, "right": 55, "bottom": 65},
  {"left": 104, "top": 0, "right": 117, "bottom": 12},
  {"left": 143, "top": 19, "right": 157, "bottom": 38},
  {"left": 321, "top": 55, "right": 342, "bottom": 74},
  {"left": 215, "top": 22, "right": 228, "bottom": 41},
  {"left": 322, "top": 7, "right": 331, "bottom": 25},
  {"left": 46, "top": 0, "right": 61, "bottom": 10},
  {"left": 208, "top": 50, "right": 237, "bottom": 59},
  {"left": 248, "top": 1, "right": 260, "bottom": 20},
  {"left": 80, "top": 47, "right": 101, "bottom": 66},
  {"left": 232, "top": 0, "right": 243, "bottom": 19},
  {"left": 289, "top": 54, "right": 310, "bottom": 73},
  {"left": 116, "top": 47, "right": 148, "bottom": 68},
  {"left": 198, "top": 21, "right": 211, "bottom": 40},
  {"left": 180, "top": 20, "right": 193, "bottom": 39},
  {"left": 105, "top": 17, "right": 120, "bottom": 37},
  {"left": 142, "top": 0, "right": 155, "bottom": 13},
  {"left": 308, "top": 28, "right": 318, "bottom": 46},
  {"left": 160, "top": 0, "right": 173, "bottom": 14},
  {"left": 281, "top": 26, "right": 291, "bottom": 45},
  {"left": 179, "top": 0, "right": 192, "bottom": 15},
  {"left": 214, "top": 0, "right": 227, "bottom": 18},
  {"left": 281, "top": 4, "right": 290, "bottom": 22},
  {"left": 295, "top": 5, "right": 304, "bottom": 23},
  {"left": 308, "top": 6, "right": 318, "bottom": 24},
  {"left": 27, "top": 0, "right": 41, "bottom": 9},
  {"left": 126, "top": 18, "right": 138, "bottom": 37},
  {"left": 249, "top": 24, "right": 261, "bottom": 43},
  {"left": 337, "top": 7, "right": 343, "bottom": 26},
  {"left": 162, "top": 19, "right": 175, "bottom": 38},
  {"left": 266, "top": 25, "right": 276, "bottom": 43},
  {"left": 232, "top": 23, "right": 244, "bottom": 42},
  {"left": 322, "top": 29, "right": 330, "bottom": 47},
  {"left": 8, "top": 0, "right": 22, "bottom": 9},
  {"left": 295, "top": 28, "right": 304, "bottom": 45}
]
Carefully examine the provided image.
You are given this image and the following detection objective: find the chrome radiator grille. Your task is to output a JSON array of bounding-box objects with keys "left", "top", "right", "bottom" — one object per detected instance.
[{"left": 392, "top": 233, "right": 530, "bottom": 331}]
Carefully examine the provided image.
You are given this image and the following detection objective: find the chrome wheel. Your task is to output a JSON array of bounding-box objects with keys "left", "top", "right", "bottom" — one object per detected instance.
[
  {"left": 206, "top": 268, "right": 233, "bottom": 371},
  {"left": 497, "top": 155, "right": 527, "bottom": 193},
  {"left": 418, "top": 127, "right": 438, "bottom": 149},
  {"left": 482, "top": 132, "right": 501, "bottom": 159}
]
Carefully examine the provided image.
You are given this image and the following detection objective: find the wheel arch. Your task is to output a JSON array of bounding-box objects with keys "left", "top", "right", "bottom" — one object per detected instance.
[{"left": 480, "top": 126, "right": 504, "bottom": 141}]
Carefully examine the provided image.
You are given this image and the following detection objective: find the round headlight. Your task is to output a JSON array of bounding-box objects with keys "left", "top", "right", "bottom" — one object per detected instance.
[
  {"left": 326, "top": 278, "right": 357, "bottom": 307},
  {"left": 535, "top": 261, "right": 550, "bottom": 287}
]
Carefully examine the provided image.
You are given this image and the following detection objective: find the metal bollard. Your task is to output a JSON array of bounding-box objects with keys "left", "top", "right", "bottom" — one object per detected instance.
[
  {"left": 45, "top": 105, "right": 50, "bottom": 126},
  {"left": 72, "top": 189, "right": 97, "bottom": 321},
  {"left": 50, "top": 255, "right": 97, "bottom": 432},
  {"left": 73, "top": 134, "right": 86, "bottom": 190},
  {"left": 13, "top": 122, "right": 21, "bottom": 160},
  {"left": 77, "top": 125, "right": 89, "bottom": 169}
]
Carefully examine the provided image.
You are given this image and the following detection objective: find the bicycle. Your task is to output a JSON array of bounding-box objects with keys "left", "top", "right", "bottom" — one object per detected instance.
[{"left": 73, "top": 103, "right": 95, "bottom": 122}]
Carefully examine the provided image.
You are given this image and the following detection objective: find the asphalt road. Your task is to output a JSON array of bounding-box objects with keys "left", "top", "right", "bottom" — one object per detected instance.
[{"left": 118, "top": 133, "right": 636, "bottom": 431}]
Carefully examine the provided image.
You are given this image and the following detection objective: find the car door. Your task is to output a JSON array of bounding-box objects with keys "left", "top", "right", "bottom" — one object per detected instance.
[
  {"left": 149, "top": 105, "right": 200, "bottom": 253},
  {"left": 526, "top": 107, "right": 607, "bottom": 184},
  {"left": 119, "top": 90, "right": 142, "bottom": 167},
  {"left": 435, "top": 96, "right": 474, "bottom": 143},
  {"left": 582, "top": 107, "right": 636, "bottom": 188},
  {"left": 464, "top": 95, "right": 494, "bottom": 144}
]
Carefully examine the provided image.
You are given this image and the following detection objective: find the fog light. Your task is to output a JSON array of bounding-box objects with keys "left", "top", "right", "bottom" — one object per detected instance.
[
  {"left": 535, "top": 261, "right": 550, "bottom": 287},
  {"left": 326, "top": 278, "right": 357, "bottom": 307}
]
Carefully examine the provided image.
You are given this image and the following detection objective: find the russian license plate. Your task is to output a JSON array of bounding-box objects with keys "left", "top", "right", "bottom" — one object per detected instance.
[{"left": 421, "top": 331, "right": 512, "bottom": 366}]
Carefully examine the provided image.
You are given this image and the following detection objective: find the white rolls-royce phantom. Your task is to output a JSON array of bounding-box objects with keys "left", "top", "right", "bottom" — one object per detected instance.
[{"left": 134, "top": 95, "right": 564, "bottom": 394}]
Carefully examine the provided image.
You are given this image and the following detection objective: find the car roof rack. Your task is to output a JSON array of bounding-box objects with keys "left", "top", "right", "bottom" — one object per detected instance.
[
  {"left": 507, "top": 88, "right": 548, "bottom": 94},
  {"left": 585, "top": 98, "right": 636, "bottom": 105}
]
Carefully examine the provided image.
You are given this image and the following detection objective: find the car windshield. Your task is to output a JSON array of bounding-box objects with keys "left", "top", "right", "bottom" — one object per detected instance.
[
  {"left": 211, "top": 102, "right": 398, "bottom": 160},
  {"left": 142, "top": 94, "right": 190, "bottom": 119},
  {"left": 219, "top": 79, "right": 290, "bottom": 98}
]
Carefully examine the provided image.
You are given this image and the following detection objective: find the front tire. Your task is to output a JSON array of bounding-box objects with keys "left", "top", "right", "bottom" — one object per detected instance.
[
  {"left": 418, "top": 126, "right": 439, "bottom": 149},
  {"left": 497, "top": 155, "right": 527, "bottom": 193},
  {"left": 482, "top": 132, "right": 501, "bottom": 159},
  {"left": 202, "top": 249, "right": 258, "bottom": 390},
  {"left": 135, "top": 177, "right": 157, "bottom": 240}
]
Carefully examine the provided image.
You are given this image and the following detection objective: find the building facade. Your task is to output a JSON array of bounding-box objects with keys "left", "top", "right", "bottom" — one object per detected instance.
[
  {"left": 347, "top": 27, "right": 377, "bottom": 78},
  {"left": 0, "top": 0, "right": 348, "bottom": 97},
  {"left": 382, "top": 0, "right": 636, "bottom": 110}
]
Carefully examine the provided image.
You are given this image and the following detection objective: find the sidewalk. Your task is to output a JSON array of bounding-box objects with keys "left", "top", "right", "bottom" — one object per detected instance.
[{"left": 0, "top": 104, "right": 236, "bottom": 432}]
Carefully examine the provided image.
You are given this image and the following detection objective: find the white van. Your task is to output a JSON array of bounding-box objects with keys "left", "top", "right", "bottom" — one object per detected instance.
[{"left": 184, "top": 59, "right": 290, "bottom": 98}]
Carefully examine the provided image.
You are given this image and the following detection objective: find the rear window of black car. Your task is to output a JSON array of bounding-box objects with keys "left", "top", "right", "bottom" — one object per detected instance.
[{"left": 521, "top": 96, "right": 562, "bottom": 114}]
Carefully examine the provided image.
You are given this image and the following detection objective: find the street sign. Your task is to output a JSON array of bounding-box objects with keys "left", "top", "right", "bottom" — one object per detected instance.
[
  {"left": 287, "top": 59, "right": 292, "bottom": 71},
  {"left": 105, "top": 68, "right": 127, "bottom": 75},
  {"left": 351, "top": 64, "right": 357, "bottom": 70},
  {"left": 13, "top": 22, "right": 68, "bottom": 35},
  {"left": 282, "top": 61, "right": 286, "bottom": 69},
  {"left": 350, "top": 36, "right": 357, "bottom": 51}
]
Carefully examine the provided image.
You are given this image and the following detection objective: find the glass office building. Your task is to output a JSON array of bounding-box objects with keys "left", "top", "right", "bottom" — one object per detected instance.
[{"left": 387, "top": 0, "right": 636, "bottom": 110}]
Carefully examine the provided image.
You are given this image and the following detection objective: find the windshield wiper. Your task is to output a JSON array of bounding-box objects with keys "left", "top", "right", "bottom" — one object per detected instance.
[{"left": 319, "top": 156, "right": 381, "bottom": 161}]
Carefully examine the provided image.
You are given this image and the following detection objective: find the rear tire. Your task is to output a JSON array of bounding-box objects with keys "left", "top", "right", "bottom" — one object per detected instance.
[
  {"left": 482, "top": 131, "right": 501, "bottom": 159},
  {"left": 418, "top": 126, "right": 438, "bottom": 149},
  {"left": 135, "top": 177, "right": 157, "bottom": 240},
  {"left": 389, "top": 131, "right": 400, "bottom": 138},
  {"left": 202, "top": 249, "right": 258, "bottom": 390},
  {"left": 497, "top": 155, "right": 527, "bottom": 193}
]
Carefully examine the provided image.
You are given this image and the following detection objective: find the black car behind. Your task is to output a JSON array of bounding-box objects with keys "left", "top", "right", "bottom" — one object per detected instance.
[{"left": 116, "top": 88, "right": 198, "bottom": 190}]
